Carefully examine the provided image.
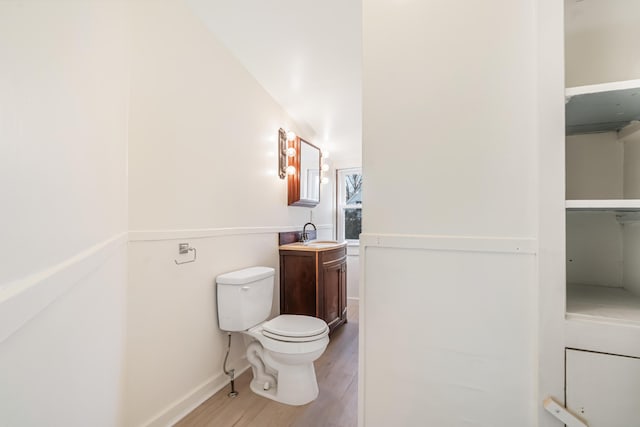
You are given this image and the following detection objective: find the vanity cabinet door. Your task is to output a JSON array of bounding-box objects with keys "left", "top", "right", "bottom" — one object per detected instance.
[
  {"left": 322, "top": 259, "right": 343, "bottom": 330},
  {"left": 280, "top": 251, "right": 317, "bottom": 316},
  {"left": 319, "top": 248, "right": 347, "bottom": 333},
  {"left": 340, "top": 260, "right": 348, "bottom": 322}
]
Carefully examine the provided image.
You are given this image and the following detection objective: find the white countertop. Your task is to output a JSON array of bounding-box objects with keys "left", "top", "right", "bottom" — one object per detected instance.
[{"left": 279, "top": 241, "right": 347, "bottom": 252}]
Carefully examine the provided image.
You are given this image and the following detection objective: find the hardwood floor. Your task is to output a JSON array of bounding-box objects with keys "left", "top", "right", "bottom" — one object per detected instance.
[{"left": 175, "top": 302, "right": 359, "bottom": 427}]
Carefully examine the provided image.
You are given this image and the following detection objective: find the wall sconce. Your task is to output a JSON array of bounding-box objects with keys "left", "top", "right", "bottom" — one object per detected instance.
[
  {"left": 278, "top": 128, "right": 289, "bottom": 179},
  {"left": 320, "top": 150, "right": 330, "bottom": 184},
  {"left": 279, "top": 128, "right": 298, "bottom": 179}
]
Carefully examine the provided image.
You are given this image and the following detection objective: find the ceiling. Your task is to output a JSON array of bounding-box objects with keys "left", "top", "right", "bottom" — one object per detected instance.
[{"left": 187, "top": 0, "right": 362, "bottom": 165}]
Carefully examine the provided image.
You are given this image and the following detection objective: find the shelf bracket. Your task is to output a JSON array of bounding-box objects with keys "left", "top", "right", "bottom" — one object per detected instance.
[{"left": 616, "top": 211, "right": 640, "bottom": 223}]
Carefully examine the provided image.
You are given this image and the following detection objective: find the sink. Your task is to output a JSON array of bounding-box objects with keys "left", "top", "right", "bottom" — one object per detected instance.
[
  {"left": 305, "top": 240, "right": 339, "bottom": 245},
  {"left": 303, "top": 240, "right": 343, "bottom": 248}
]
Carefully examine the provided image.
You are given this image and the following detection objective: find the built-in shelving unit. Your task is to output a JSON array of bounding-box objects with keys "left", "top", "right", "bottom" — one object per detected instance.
[
  {"left": 564, "top": 79, "right": 640, "bottom": 340},
  {"left": 564, "top": 77, "right": 640, "bottom": 336},
  {"left": 561, "top": 3, "right": 640, "bottom": 422}
]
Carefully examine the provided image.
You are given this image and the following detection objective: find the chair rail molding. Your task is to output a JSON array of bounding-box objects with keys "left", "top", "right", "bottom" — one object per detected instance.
[{"left": 0, "top": 232, "right": 128, "bottom": 343}]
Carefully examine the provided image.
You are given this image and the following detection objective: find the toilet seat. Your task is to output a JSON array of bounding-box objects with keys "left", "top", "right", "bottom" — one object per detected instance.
[{"left": 262, "top": 315, "right": 328, "bottom": 342}]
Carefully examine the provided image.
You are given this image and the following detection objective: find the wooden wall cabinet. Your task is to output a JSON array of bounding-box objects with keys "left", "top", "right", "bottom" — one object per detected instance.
[
  {"left": 287, "top": 136, "right": 322, "bottom": 207},
  {"left": 279, "top": 245, "right": 347, "bottom": 333}
]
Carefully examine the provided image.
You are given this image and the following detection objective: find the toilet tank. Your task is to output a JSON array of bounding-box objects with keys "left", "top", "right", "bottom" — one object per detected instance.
[{"left": 216, "top": 266, "right": 275, "bottom": 331}]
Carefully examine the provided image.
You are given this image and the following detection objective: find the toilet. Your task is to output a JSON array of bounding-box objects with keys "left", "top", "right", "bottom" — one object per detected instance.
[{"left": 216, "top": 266, "right": 329, "bottom": 406}]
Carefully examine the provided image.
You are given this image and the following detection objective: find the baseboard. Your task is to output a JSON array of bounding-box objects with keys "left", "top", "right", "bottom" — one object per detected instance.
[{"left": 142, "top": 362, "right": 250, "bottom": 427}]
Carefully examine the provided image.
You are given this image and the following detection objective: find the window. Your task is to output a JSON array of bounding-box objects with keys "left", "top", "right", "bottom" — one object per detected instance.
[{"left": 337, "top": 168, "right": 362, "bottom": 242}]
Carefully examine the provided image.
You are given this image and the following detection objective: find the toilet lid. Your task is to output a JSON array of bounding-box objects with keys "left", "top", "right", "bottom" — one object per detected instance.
[{"left": 262, "top": 315, "right": 328, "bottom": 339}]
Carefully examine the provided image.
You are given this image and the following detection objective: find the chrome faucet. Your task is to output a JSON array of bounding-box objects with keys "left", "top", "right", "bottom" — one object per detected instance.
[{"left": 301, "top": 222, "right": 317, "bottom": 243}]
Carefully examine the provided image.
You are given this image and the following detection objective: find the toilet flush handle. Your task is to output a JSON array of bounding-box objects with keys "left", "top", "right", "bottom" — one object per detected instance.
[{"left": 241, "top": 286, "right": 250, "bottom": 291}]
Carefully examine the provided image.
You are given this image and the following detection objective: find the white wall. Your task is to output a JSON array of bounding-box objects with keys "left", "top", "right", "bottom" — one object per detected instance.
[
  {"left": 0, "top": 1, "right": 129, "bottom": 287},
  {"left": 127, "top": 0, "right": 331, "bottom": 231},
  {"left": 0, "top": 251, "right": 127, "bottom": 426},
  {"left": 565, "top": 133, "right": 623, "bottom": 200},
  {"left": 623, "top": 137, "right": 640, "bottom": 199},
  {"left": 623, "top": 223, "right": 640, "bottom": 296},
  {"left": 126, "top": 234, "right": 283, "bottom": 427},
  {"left": 565, "top": 0, "right": 640, "bottom": 87},
  {"left": 346, "top": 245, "right": 360, "bottom": 300},
  {"left": 0, "top": 1, "right": 130, "bottom": 426},
  {"left": 566, "top": 212, "right": 623, "bottom": 287},
  {"left": 363, "top": 3, "right": 536, "bottom": 239},
  {"left": 363, "top": 245, "right": 536, "bottom": 425},
  {"left": 362, "top": 0, "right": 562, "bottom": 425},
  {"left": 623, "top": 137, "right": 640, "bottom": 296},
  {"left": 124, "top": 1, "right": 333, "bottom": 425}
]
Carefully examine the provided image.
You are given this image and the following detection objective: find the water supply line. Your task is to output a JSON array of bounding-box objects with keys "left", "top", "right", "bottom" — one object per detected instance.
[{"left": 223, "top": 332, "right": 238, "bottom": 397}]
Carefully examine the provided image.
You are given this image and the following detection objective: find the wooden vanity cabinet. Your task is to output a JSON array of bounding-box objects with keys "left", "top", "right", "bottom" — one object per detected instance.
[{"left": 279, "top": 246, "right": 347, "bottom": 334}]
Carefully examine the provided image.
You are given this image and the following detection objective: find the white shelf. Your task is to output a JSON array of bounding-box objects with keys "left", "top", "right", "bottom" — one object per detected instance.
[
  {"left": 567, "top": 284, "right": 640, "bottom": 325},
  {"left": 566, "top": 200, "right": 640, "bottom": 211},
  {"left": 566, "top": 284, "right": 640, "bottom": 357},
  {"left": 566, "top": 79, "right": 640, "bottom": 97},
  {"left": 565, "top": 79, "right": 640, "bottom": 135}
]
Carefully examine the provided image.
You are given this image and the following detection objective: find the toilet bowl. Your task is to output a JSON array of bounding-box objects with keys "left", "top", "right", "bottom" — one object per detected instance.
[
  {"left": 244, "top": 315, "right": 329, "bottom": 405},
  {"left": 216, "top": 267, "right": 330, "bottom": 406}
]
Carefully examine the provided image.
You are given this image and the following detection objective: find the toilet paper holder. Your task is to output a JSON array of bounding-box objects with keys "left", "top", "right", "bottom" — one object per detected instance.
[{"left": 174, "top": 243, "right": 197, "bottom": 265}]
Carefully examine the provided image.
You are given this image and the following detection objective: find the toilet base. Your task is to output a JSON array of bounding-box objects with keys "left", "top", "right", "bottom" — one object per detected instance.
[
  {"left": 249, "top": 361, "right": 319, "bottom": 406},
  {"left": 248, "top": 378, "right": 278, "bottom": 401},
  {"left": 242, "top": 331, "right": 328, "bottom": 406}
]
